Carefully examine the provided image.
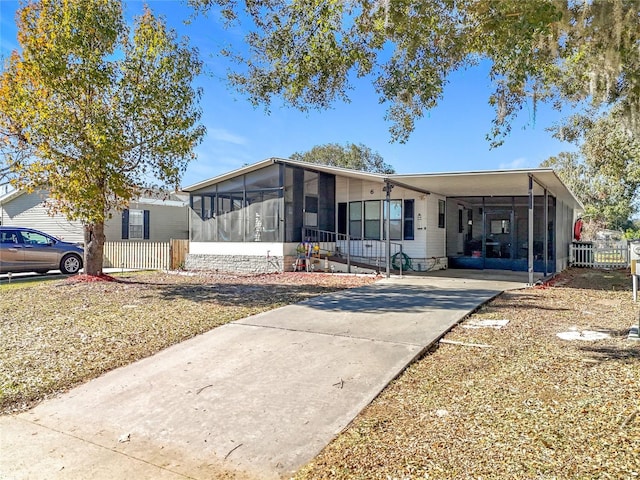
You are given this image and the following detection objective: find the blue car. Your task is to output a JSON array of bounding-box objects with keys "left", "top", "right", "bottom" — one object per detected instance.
[{"left": 0, "top": 226, "right": 84, "bottom": 274}]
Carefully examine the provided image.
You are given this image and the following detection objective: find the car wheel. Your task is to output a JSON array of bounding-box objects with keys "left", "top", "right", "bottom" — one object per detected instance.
[{"left": 60, "top": 254, "right": 82, "bottom": 274}]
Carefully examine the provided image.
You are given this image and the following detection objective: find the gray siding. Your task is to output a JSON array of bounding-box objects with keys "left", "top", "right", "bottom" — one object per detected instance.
[
  {"left": 0, "top": 190, "right": 84, "bottom": 243},
  {"left": 1, "top": 190, "right": 188, "bottom": 243},
  {"left": 104, "top": 201, "right": 189, "bottom": 242}
]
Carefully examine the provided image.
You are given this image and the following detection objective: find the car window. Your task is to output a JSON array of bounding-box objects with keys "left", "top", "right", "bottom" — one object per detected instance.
[
  {"left": 0, "top": 230, "right": 20, "bottom": 244},
  {"left": 20, "top": 231, "right": 54, "bottom": 245}
]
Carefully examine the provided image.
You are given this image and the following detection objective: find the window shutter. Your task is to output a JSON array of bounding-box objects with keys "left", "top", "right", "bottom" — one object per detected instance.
[
  {"left": 143, "top": 210, "right": 150, "bottom": 240},
  {"left": 122, "top": 209, "right": 129, "bottom": 239},
  {"left": 403, "top": 200, "right": 414, "bottom": 240}
]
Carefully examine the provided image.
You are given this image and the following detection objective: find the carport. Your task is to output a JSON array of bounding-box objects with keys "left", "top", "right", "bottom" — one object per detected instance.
[{"left": 386, "top": 169, "right": 584, "bottom": 285}]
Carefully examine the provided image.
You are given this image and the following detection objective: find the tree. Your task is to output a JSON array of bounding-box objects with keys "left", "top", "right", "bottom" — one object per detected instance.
[
  {"left": 541, "top": 109, "right": 640, "bottom": 233},
  {"left": 191, "top": 0, "right": 639, "bottom": 146},
  {"left": 290, "top": 143, "right": 395, "bottom": 173},
  {"left": 0, "top": 0, "right": 205, "bottom": 275}
]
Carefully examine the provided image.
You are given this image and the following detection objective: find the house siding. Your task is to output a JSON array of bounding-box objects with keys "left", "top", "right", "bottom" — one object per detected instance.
[
  {"left": 104, "top": 201, "right": 189, "bottom": 242},
  {"left": 1, "top": 190, "right": 188, "bottom": 244},
  {"left": 334, "top": 177, "right": 447, "bottom": 271},
  {"left": 0, "top": 190, "right": 84, "bottom": 243},
  {"left": 425, "top": 193, "right": 446, "bottom": 258}
]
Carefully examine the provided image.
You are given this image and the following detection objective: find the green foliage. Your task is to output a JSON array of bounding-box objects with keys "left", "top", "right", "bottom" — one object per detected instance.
[
  {"left": 290, "top": 142, "right": 395, "bottom": 173},
  {"left": 191, "top": 0, "right": 639, "bottom": 145},
  {"left": 542, "top": 108, "right": 640, "bottom": 231},
  {"left": 0, "top": 0, "right": 205, "bottom": 273},
  {"left": 623, "top": 226, "right": 640, "bottom": 241}
]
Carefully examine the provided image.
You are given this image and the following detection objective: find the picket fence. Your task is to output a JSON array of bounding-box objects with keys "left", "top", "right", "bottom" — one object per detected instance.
[
  {"left": 569, "top": 242, "right": 630, "bottom": 269},
  {"left": 103, "top": 239, "right": 189, "bottom": 271}
]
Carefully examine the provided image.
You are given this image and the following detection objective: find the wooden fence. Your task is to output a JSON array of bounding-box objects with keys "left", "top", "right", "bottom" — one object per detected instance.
[
  {"left": 103, "top": 240, "right": 188, "bottom": 271},
  {"left": 169, "top": 239, "right": 189, "bottom": 270},
  {"left": 570, "top": 242, "right": 630, "bottom": 269}
]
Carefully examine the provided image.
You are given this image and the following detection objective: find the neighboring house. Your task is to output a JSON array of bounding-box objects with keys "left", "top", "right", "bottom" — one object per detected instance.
[
  {"left": 0, "top": 189, "right": 189, "bottom": 243},
  {"left": 182, "top": 158, "right": 583, "bottom": 281}
]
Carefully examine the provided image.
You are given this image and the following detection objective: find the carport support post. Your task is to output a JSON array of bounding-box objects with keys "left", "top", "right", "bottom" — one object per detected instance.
[
  {"left": 544, "top": 188, "right": 549, "bottom": 276},
  {"left": 528, "top": 175, "right": 534, "bottom": 286},
  {"left": 384, "top": 181, "right": 392, "bottom": 278}
]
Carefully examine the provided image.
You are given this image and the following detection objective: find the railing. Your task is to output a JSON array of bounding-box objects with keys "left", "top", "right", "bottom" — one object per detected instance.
[
  {"left": 301, "top": 227, "right": 403, "bottom": 274},
  {"left": 570, "top": 242, "right": 629, "bottom": 269},
  {"left": 103, "top": 241, "right": 170, "bottom": 270},
  {"left": 301, "top": 227, "right": 351, "bottom": 272}
]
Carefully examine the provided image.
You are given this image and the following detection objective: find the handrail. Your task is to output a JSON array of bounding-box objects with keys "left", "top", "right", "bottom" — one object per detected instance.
[{"left": 301, "top": 227, "right": 403, "bottom": 275}]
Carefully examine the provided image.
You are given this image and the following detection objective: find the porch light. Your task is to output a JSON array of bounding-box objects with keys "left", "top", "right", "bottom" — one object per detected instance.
[{"left": 417, "top": 213, "right": 423, "bottom": 230}]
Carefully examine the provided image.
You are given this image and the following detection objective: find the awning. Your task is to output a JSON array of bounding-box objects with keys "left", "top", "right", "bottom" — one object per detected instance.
[{"left": 387, "top": 169, "right": 583, "bottom": 211}]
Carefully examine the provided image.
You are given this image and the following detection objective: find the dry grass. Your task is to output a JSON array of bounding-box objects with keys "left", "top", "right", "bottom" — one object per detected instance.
[
  {"left": 296, "top": 269, "right": 640, "bottom": 479},
  {"left": 2, "top": 268, "right": 639, "bottom": 479},
  {"left": 0, "top": 271, "right": 377, "bottom": 414}
]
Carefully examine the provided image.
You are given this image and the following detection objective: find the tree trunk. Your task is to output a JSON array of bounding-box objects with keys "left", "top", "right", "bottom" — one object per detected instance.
[{"left": 83, "top": 222, "right": 106, "bottom": 276}]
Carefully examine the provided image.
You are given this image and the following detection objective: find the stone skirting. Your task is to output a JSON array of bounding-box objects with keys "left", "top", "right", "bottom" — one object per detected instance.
[
  {"left": 185, "top": 253, "right": 448, "bottom": 274},
  {"left": 185, "top": 253, "right": 284, "bottom": 274}
]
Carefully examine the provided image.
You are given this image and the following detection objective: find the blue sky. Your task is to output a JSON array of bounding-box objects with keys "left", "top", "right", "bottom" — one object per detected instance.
[{"left": 0, "top": 0, "right": 575, "bottom": 188}]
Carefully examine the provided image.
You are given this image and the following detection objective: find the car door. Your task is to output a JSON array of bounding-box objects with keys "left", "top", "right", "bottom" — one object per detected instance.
[
  {"left": 0, "top": 229, "right": 24, "bottom": 272},
  {"left": 18, "top": 230, "right": 60, "bottom": 271}
]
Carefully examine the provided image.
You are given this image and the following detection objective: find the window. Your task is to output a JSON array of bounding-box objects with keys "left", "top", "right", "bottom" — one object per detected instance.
[
  {"left": 0, "top": 230, "right": 19, "bottom": 244},
  {"left": 204, "top": 196, "right": 215, "bottom": 219},
  {"left": 383, "top": 200, "right": 402, "bottom": 240},
  {"left": 349, "top": 201, "right": 362, "bottom": 239},
  {"left": 20, "top": 231, "right": 52, "bottom": 245},
  {"left": 129, "top": 209, "right": 144, "bottom": 239},
  {"left": 191, "top": 196, "right": 202, "bottom": 218},
  {"left": 122, "top": 209, "right": 150, "bottom": 240},
  {"left": 364, "top": 200, "right": 381, "bottom": 239},
  {"left": 304, "top": 195, "right": 318, "bottom": 227},
  {"left": 438, "top": 200, "right": 445, "bottom": 228}
]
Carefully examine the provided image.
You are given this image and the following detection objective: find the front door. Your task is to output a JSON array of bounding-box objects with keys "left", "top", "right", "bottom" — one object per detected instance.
[{"left": 483, "top": 208, "right": 513, "bottom": 270}]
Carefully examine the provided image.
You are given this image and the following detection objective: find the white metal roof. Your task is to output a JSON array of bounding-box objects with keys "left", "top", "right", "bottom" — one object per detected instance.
[
  {"left": 184, "top": 159, "right": 583, "bottom": 211},
  {"left": 389, "top": 169, "right": 584, "bottom": 210},
  {"left": 181, "top": 157, "right": 386, "bottom": 191}
]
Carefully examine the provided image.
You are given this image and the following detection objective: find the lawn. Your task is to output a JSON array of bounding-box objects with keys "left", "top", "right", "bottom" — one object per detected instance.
[
  {"left": 2, "top": 268, "right": 639, "bottom": 479},
  {"left": 296, "top": 269, "right": 640, "bottom": 479},
  {"left": 0, "top": 271, "right": 376, "bottom": 414}
]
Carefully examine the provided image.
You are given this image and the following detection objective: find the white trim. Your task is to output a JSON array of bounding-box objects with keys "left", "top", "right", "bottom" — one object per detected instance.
[{"left": 190, "top": 242, "right": 284, "bottom": 256}]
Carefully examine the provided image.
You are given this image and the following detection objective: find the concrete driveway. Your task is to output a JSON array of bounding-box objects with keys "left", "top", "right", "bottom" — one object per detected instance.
[{"left": 0, "top": 272, "right": 531, "bottom": 479}]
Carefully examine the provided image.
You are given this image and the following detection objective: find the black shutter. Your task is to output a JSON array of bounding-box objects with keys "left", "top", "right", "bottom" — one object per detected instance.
[
  {"left": 122, "top": 209, "right": 129, "bottom": 239},
  {"left": 337, "top": 203, "right": 347, "bottom": 235},
  {"left": 403, "top": 200, "right": 414, "bottom": 240},
  {"left": 143, "top": 210, "right": 150, "bottom": 240}
]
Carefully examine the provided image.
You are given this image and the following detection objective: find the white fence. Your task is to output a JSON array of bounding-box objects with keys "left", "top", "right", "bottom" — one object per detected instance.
[
  {"left": 570, "top": 242, "right": 630, "bottom": 269},
  {"left": 103, "top": 241, "right": 170, "bottom": 270}
]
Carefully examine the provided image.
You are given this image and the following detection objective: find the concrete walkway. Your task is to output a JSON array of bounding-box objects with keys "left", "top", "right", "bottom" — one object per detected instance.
[{"left": 1, "top": 273, "right": 531, "bottom": 479}]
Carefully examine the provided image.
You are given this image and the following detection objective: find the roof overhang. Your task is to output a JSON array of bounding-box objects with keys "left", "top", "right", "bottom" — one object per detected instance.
[
  {"left": 182, "top": 157, "right": 386, "bottom": 192},
  {"left": 183, "top": 161, "right": 583, "bottom": 212},
  {"left": 0, "top": 188, "right": 25, "bottom": 204},
  {"left": 389, "top": 169, "right": 584, "bottom": 211}
]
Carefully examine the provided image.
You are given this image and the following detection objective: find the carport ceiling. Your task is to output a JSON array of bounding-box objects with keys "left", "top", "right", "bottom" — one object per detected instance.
[{"left": 390, "top": 169, "right": 583, "bottom": 210}]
